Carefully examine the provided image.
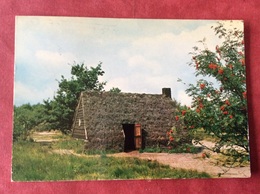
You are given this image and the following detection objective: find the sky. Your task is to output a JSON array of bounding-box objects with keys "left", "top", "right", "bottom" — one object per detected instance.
[{"left": 14, "top": 17, "right": 243, "bottom": 106}]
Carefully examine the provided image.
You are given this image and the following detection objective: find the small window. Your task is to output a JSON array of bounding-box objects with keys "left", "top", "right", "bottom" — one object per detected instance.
[{"left": 78, "top": 119, "right": 81, "bottom": 126}]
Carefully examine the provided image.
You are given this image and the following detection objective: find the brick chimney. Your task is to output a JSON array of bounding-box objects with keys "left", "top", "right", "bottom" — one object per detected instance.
[{"left": 162, "top": 88, "right": 171, "bottom": 99}]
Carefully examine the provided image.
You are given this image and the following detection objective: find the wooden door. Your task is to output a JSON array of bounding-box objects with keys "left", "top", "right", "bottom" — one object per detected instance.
[{"left": 134, "top": 124, "right": 142, "bottom": 149}]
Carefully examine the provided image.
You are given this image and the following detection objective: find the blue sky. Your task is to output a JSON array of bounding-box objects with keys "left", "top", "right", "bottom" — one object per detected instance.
[{"left": 14, "top": 17, "right": 243, "bottom": 106}]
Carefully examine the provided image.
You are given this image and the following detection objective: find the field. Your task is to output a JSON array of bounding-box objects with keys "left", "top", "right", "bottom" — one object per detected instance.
[{"left": 12, "top": 132, "right": 210, "bottom": 181}]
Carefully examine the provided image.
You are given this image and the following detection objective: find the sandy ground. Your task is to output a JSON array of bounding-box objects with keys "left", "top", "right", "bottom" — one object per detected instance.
[
  {"left": 108, "top": 151, "right": 250, "bottom": 178},
  {"left": 32, "top": 131, "right": 251, "bottom": 178}
]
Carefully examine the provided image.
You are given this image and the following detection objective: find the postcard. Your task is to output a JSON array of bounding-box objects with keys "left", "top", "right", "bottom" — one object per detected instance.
[{"left": 13, "top": 17, "right": 250, "bottom": 181}]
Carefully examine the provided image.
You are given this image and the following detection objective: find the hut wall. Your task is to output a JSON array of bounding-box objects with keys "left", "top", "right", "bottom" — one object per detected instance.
[{"left": 72, "top": 95, "right": 86, "bottom": 139}]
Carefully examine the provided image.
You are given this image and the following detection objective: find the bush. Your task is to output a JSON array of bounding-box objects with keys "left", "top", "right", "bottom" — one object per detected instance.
[{"left": 13, "top": 103, "right": 46, "bottom": 141}]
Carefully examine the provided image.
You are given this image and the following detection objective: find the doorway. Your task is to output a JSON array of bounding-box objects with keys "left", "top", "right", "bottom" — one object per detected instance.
[
  {"left": 122, "top": 124, "right": 142, "bottom": 152},
  {"left": 123, "top": 124, "right": 135, "bottom": 152}
]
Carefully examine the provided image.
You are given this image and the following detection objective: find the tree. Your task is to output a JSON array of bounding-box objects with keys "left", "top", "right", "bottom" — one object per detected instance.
[
  {"left": 44, "top": 62, "right": 106, "bottom": 133},
  {"left": 169, "top": 21, "right": 248, "bottom": 164},
  {"left": 13, "top": 103, "right": 46, "bottom": 141}
]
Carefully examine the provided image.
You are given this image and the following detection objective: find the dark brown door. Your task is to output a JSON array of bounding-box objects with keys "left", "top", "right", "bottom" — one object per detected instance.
[
  {"left": 134, "top": 124, "right": 142, "bottom": 149},
  {"left": 123, "top": 124, "right": 135, "bottom": 151}
]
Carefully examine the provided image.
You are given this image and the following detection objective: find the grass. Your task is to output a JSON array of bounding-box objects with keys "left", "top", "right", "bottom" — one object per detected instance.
[
  {"left": 51, "top": 133, "right": 86, "bottom": 154},
  {"left": 140, "top": 144, "right": 203, "bottom": 154},
  {"left": 12, "top": 140, "right": 211, "bottom": 181}
]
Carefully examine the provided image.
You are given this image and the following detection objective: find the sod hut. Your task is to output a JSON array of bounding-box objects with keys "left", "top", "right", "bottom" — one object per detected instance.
[{"left": 71, "top": 88, "right": 179, "bottom": 152}]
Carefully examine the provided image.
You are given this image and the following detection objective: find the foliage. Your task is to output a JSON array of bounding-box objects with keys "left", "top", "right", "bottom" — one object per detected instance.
[
  {"left": 166, "top": 126, "right": 192, "bottom": 148},
  {"left": 109, "top": 87, "right": 121, "bottom": 93},
  {"left": 12, "top": 140, "right": 210, "bottom": 181},
  {"left": 13, "top": 103, "right": 46, "bottom": 141},
  {"left": 169, "top": 21, "right": 249, "bottom": 164},
  {"left": 44, "top": 62, "right": 106, "bottom": 133}
]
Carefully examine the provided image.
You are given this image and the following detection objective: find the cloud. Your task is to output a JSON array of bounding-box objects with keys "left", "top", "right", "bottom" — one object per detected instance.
[
  {"left": 113, "top": 22, "right": 219, "bottom": 97},
  {"left": 35, "top": 50, "right": 75, "bottom": 77},
  {"left": 127, "top": 55, "right": 162, "bottom": 75},
  {"left": 103, "top": 20, "right": 238, "bottom": 101},
  {"left": 14, "top": 49, "right": 76, "bottom": 105},
  {"left": 14, "top": 81, "right": 57, "bottom": 106},
  {"left": 177, "top": 90, "right": 192, "bottom": 106},
  {"left": 14, "top": 18, "right": 243, "bottom": 106}
]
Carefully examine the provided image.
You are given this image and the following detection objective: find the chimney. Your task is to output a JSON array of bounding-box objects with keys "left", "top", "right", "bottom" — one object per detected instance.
[{"left": 162, "top": 88, "right": 171, "bottom": 99}]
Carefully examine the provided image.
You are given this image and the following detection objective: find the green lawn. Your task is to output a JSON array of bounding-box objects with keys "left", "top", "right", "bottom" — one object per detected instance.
[{"left": 12, "top": 140, "right": 210, "bottom": 181}]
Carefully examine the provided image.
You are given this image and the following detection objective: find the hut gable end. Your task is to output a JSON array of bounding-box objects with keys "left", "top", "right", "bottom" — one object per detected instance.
[{"left": 72, "top": 90, "right": 177, "bottom": 151}]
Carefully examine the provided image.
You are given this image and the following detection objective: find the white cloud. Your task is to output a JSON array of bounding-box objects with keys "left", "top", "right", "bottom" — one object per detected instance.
[
  {"left": 105, "top": 77, "right": 132, "bottom": 92},
  {"left": 177, "top": 90, "right": 192, "bottom": 106},
  {"left": 143, "top": 75, "right": 175, "bottom": 91},
  {"left": 14, "top": 81, "right": 57, "bottom": 106},
  {"left": 35, "top": 50, "right": 73, "bottom": 65},
  {"left": 127, "top": 55, "right": 162, "bottom": 75},
  {"left": 35, "top": 50, "right": 75, "bottom": 77},
  {"left": 105, "top": 70, "right": 177, "bottom": 96},
  {"left": 114, "top": 23, "right": 218, "bottom": 97},
  {"left": 100, "top": 20, "right": 241, "bottom": 102}
]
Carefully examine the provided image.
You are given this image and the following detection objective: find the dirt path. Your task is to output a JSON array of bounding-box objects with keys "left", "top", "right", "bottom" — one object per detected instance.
[
  {"left": 31, "top": 131, "right": 61, "bottom": 143},
  {"left": 31, "top": 131, "right": 250, "bottom": 178},
  {"left": 108, "top": 151, "right": 250, "bottom": 178}
]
